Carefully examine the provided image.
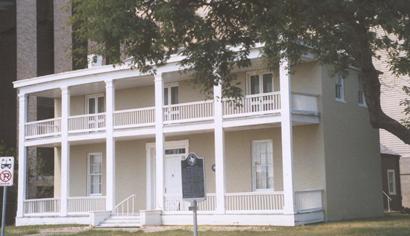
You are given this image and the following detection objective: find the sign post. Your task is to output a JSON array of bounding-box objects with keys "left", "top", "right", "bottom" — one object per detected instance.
[
  {"left": 0, "top": 157, "right": 14, "bottom": 236},
  {"left": 181, "top": 153, "right": 205, "bottom": 236}
]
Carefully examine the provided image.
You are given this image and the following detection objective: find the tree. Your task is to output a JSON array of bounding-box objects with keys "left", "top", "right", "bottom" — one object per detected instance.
[{"left": 71, "top": 0, "right": 410, "bottom": 144}]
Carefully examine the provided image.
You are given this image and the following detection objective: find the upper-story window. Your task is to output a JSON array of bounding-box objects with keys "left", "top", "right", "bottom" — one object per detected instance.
[
  {"left": 335, "top": 75, "right": 345, "bottom": 102},
  {"left": 247, "top": 72, "right": 279, "bottom": 95},
  {"left": 86, "top": 94, "right": 105, "bottom": 114},
  {"left": 358, "top": 77, "right": 367, "bottom": 107},
  {"left": 164, "top": 83, "right": 179, "bottom": 105}
]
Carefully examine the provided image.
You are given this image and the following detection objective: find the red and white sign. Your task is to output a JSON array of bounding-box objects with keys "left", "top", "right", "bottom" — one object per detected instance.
[{"left": 0, "top": 157, "right": 14, "bottom": 186}]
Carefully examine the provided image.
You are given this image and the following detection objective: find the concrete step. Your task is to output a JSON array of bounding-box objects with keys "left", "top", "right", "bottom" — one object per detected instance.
[{"left": 96, "top": 215, "right": 141, "bottom": 228}]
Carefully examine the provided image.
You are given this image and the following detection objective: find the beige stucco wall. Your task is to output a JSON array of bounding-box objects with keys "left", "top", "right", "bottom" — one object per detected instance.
[
  {"left": 53, "top": 147, "right": 61, "bottom": 198},
  {"left": 320, "top": 65, "right": 384, "bottom": 221},
  {"left": 115, "top": 86, "right": 154, "bottom": 110},
  {"left": 69, "top": 143, "right": 106, "bottom": 196}
]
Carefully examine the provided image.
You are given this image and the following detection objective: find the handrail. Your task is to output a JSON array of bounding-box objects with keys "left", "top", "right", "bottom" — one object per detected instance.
[
  {"left": 382, "top": 191, "right": 392, "bottom": 212},
  {"left": 163, "top": 99, "right": 213, "bottom": 108},
  {"left": 25, "top": 117, "right": 61, "bottom": 125},
  {"left": 114, "top": 106, "right": 155, "bottom": 114},
  {"left": 113, "top": 194, "right": 136, "bottom": 216},
  {"left": 69, "top": 112, "right": 106, "bottom": 119}
]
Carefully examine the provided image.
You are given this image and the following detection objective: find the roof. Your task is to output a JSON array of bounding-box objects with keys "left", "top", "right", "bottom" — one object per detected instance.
[{"left": 380, "top": 144, "right": 401, "bottom": 157}]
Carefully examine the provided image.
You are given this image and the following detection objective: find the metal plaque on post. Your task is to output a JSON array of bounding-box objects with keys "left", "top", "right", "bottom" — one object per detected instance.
[
  {"left": 181, "top": 152, "right": 205, "bottom": 201},
  {"left": 181, "top": 153, "right": 205, "bottom": 236}
]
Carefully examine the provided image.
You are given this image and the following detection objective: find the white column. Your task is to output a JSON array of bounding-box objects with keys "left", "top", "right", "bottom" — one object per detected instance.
[
  {"left": 154, "top": 74, "right": 165, "bottom": 210},
  {"left": 17, "top": 93, "right": 27, "bottom": 218},
  {"left": 60, "top": 86, "right": 70, "bottom": 216},
  {"left": 105, "top": 79, "right": 116, "bottom": 211},
  {"left": 280, "top": 58, "right": 296, "bottom": 214},
  {"left": 213, "top": 83, "right": 225, "bottom": 213}
]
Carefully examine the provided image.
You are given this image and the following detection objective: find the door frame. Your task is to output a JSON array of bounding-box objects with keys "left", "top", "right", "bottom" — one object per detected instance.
[{"left": 145, "top": 140, "right": 189, "bottom": 210}]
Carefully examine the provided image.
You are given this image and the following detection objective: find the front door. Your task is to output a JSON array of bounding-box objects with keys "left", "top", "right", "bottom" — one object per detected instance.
[
  {"left": 86, "top": 94, "right": 105, "bottom": 129},
  {"left": 164, "top": 154, "right": 185, "bottom": 211}
]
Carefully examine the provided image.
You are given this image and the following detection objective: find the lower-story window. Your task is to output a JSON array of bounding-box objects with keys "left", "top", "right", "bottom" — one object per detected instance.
[
  {"left": 88, "top": 152, "right": 102, "bottom": 195},
  {"left": 387, "top": 169, "right": 396, "bottom": 195},
  {"left": 252, "top": 140, "right": 274, "bottom": 191}
]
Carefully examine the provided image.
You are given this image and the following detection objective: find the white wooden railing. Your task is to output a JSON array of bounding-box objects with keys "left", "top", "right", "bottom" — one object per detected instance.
[
  {"left": 113, "top": 194, "right": 137, "bottom": 216},
  {"left": 382, "top": 191, "right": 392, "bottom": 212},
  {"left": 68, "top": 113, "right": 106, "bottom": 133},
  {"left": 164, "top": 193, "right": 216, "bottom": 212},
  {"left": 67, "top": 196, "right": 106, "bottom": 214},
  {"left": 114, "top": 107, "right": 155, "bottom": 128},
  {"left": 292, "top": 93, "right": 319, "bottom": 114},
  {"left": 25, "top": 118, "right": 61, "bottom": 139},
  {"left": 163, "top": 100, "right": 214, "bottom": 123},
  {"left": 23, "top": 198, "right": 60, "bottom": 215},
  {"left": 225, "top": 191, "right": 284, "bottom": 212},
  {"left": 223, "top": 92, "right": 281, "bottom": 117},
  {"left": 295, "top": 189, "right": 323, "bottom": 213}
]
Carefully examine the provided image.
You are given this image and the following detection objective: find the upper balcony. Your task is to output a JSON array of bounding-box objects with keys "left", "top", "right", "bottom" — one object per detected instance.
[{"left": 24, "top": 91, "right": 319, "bottom": 142}]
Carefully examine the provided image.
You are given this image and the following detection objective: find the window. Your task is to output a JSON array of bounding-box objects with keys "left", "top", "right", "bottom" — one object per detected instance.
[
  {"left": 252, "top": 140, "right": 274, "bottom": 191},
  {"left": 88, "top": 153, "right": 103, "bottom": 195},
  {"left": 164, "top": 84, "right": 179, "bottom": 105},
  {"left": 247, "top": 72, "right": 278, "bottom": 95},
  {"left": 86, "top": 94, "right": 105, "bottom": 114},
  {"left": 358, "top": 77, "right": 366, "bottom": 106},
  {"left": 335, "top": 75, "right": 345, "bottom": 102},
  {"left": 387, "top": 169, "right": 396, "bottom": 195}
]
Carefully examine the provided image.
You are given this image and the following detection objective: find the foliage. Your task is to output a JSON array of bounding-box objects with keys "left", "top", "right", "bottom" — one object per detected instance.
[
  {"left": 71, "top": 0, "right": 410, "bottom": 143},
  {"left": 401, "top": 86, "right": 410, "bottom": 128}
]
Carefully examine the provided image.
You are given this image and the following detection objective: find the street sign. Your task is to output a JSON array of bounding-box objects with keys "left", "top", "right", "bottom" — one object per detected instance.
[
  {"left": 181, "top": 153, "right": 205, "bottom": 201},
  {"left": 0, "top": 157, "right": 14, "bottom": 187},
  {"left": 0, "top": 156, "right": 13, "bottom": 236}
]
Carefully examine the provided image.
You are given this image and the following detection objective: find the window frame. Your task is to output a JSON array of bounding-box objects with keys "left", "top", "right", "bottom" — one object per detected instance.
[
  {"left": 246, "top": 71, "right": 277, "bottom": 96},
  {"left": 335, "top": 75, "right": 345, "bottom": 102},
  {"left": 387, "top": 169, "right": 397, "bottom": 195},
  {"left": 163, "top": 82, "right": 179, "bottom": 105},
  {"left": 357, "top": 77, "right": 367, "bottom": 107},
  {"left": 85, "top": 93, "right": 105, "bottom": 114},
  {"left": 251, "top": 139, "right": 274, "bottom": 192},
  {"left": 87, "top": 152, "right": 103, "bottom": 196}
]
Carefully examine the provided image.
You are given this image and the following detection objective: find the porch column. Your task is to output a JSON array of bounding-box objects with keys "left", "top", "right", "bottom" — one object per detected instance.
[
  {"left": 280, "top": 58, "right": 296, "bottom": 214},
  {"left": 105, "top": 79, "right": 116, "bottom": 211},
  {"left": 213, "top": 83, "right": 225, "bottom": 213},
  {"left": 17, "top": 93, "right": 27, "bottom": 218},
  {"left": 60, "top": 86, "right": 70, "bottom": 216},
  {"left": 154, "top": 73, "right": 165, "bottom": 210}
]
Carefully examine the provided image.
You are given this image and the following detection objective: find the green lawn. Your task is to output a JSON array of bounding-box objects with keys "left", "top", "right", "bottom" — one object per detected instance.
[{"left": 7, "top": 213, "right": 410, "bottom": 236}]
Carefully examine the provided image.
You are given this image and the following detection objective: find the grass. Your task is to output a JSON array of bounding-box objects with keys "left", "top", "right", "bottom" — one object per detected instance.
[{"left": 7, "top": 213, "right": 410, "bottom": 236}]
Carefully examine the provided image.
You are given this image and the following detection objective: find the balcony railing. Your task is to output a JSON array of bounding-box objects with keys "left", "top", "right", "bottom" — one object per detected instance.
[
  {"left": 68, "top": 113, "right": 106, "bottom": 133},
  {"left": 163, "top": 100, "right": 214, "bottom": 123},
  {"left": 24, "top": 93, "right": 319, "bottom": 139},
  {"left": 164, "top": 193, "right": 216, "bottom": 212},
  {"left": 25, "top": 118, "right": 61, "bottom": 139},
  {"left": 223, "top": 92, "right": 281, "bottom": 118},
  {"left": 295, "top": 189, "right": 324, "bottom": 213},
  {"left": 225, "top": 191, "right": 284, "bottom": 212},
  {"left": 67, "top": 196, "right": 106, "bottom": 214},
  {"left": 114, "top": 107, "right": 155, "bottom": 129},
  {"left": 23, "top": 198, "right": 60, "bottom": 215}
]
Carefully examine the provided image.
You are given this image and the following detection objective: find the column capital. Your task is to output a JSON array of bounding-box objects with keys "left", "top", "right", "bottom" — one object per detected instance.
[
  {"left": 154, "top": 73, "right": 163, "bottom": 82},
  {"left": 105, "top": 79, "right": 114, "bottom": 88},
  {"left": 18, "top": 92, "right": 26, "bottom": 100},
  {"left": 60, "top": 86, "right": 70, "bottom": 94}
]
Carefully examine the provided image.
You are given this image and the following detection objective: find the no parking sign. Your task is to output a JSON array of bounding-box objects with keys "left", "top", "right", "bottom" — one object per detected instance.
[{"left": 0, "top": 157, "right": 14, "bottom": 186}]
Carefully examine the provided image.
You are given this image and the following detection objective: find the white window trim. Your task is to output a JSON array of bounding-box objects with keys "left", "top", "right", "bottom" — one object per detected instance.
[
  {"left": 85, "top": 93, "right": 105, "bottom": 114},
  {"left": 357, "top": 78, "right": 367, "bottom": 107},
  {"left": 251, "top": 139, "right": 274, "bottom": 192},
  {"left": 246, "top": 71, "right": 275, "bottom": 96},
  {"left": 164, "top": 82, "right": 179, "bottom": 105},
  {"left": 87, "top": 152, "right": 103, "bottom": 196},
  {"left": 387, "top": 169, "right": 397, "bottom": 195},
  {"left": 335, "top": 75, "right": 345, "bottom": 103}
]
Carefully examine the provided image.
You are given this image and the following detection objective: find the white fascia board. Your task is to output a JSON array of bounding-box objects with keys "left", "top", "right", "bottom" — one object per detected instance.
[{"left": 14, "top": 46, "right": 265, "bottom": 92}]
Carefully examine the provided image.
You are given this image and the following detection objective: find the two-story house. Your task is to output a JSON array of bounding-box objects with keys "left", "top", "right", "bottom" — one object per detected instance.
[{"left": 14, "top": 46, "right": 383, "bottom": 227}]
